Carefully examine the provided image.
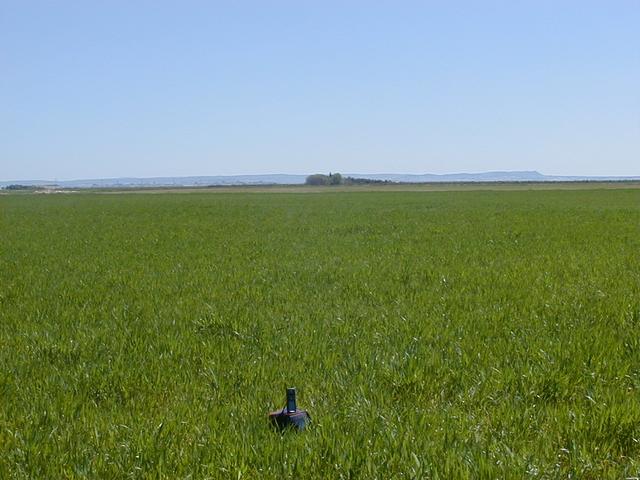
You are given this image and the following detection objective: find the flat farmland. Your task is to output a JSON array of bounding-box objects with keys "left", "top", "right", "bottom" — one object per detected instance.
[{"left": 1, "top": 188, "right": 639, "bottom": 479}]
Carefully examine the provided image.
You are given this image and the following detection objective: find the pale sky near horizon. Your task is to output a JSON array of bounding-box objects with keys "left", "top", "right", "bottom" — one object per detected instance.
[{"left": 1, "top": 1, "right": 639, "bottom": 181}]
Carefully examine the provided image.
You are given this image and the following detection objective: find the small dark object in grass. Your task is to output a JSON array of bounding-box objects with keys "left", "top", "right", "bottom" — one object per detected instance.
[{"left": 269, "top": 388, "right": 311, "bottom": 431}]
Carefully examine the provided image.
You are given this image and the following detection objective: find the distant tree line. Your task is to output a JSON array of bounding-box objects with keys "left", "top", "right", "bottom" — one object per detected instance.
[
  {"left": 305, "top": 173, "right": 392, "bottom": 186},
  {"left": 3, "top": 184, "right": 35, "bottom": 190}
]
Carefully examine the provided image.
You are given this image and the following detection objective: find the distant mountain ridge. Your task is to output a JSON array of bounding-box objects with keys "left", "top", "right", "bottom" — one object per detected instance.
[{"left": 2, "top": 171, "right": 639, "bottom": 188}]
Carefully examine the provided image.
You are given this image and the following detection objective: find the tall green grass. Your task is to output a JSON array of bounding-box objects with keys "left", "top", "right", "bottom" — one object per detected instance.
[{"left": 1, "top": 189, "right": 639, "bottom": 478}]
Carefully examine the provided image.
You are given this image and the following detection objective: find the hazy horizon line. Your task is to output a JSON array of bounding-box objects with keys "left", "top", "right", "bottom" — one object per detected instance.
[{"left": 3, "top": 170, "right": 640, "bottom": 184}]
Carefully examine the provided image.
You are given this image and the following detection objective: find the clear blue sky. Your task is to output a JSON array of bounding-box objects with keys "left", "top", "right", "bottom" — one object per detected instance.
[{"left": 1, "top": 1, "right": 638, "bottom": 180}]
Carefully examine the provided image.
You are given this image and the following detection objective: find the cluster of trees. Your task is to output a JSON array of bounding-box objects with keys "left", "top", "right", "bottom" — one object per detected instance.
[
  {"left": 305, "top": 173, "right": 392, "bottom": 186},
  {"left": 305, "top": 173, "right": 344, "bottom": 185},
  {"left": 3, "top": 184, "right": 34, "bottom": 190}
]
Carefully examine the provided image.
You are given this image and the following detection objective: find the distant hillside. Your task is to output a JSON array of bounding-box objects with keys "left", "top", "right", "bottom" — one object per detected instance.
[
  {"left": 2, "top": 171, "right": 638, "bottom": 189},
  {"left": 345, "top": 171, "right": 550, "bottom": 183},
  {"left": 346, "top": 171, "right": 640, "bottom": 183},
  {"left": 0, "top": 175, "right": 308, "bottom": 189}
]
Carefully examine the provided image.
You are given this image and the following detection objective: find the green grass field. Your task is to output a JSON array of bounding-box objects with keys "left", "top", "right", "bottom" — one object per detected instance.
[{"left": 1, "top": 188, "right": 639, "bottom": 479}]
